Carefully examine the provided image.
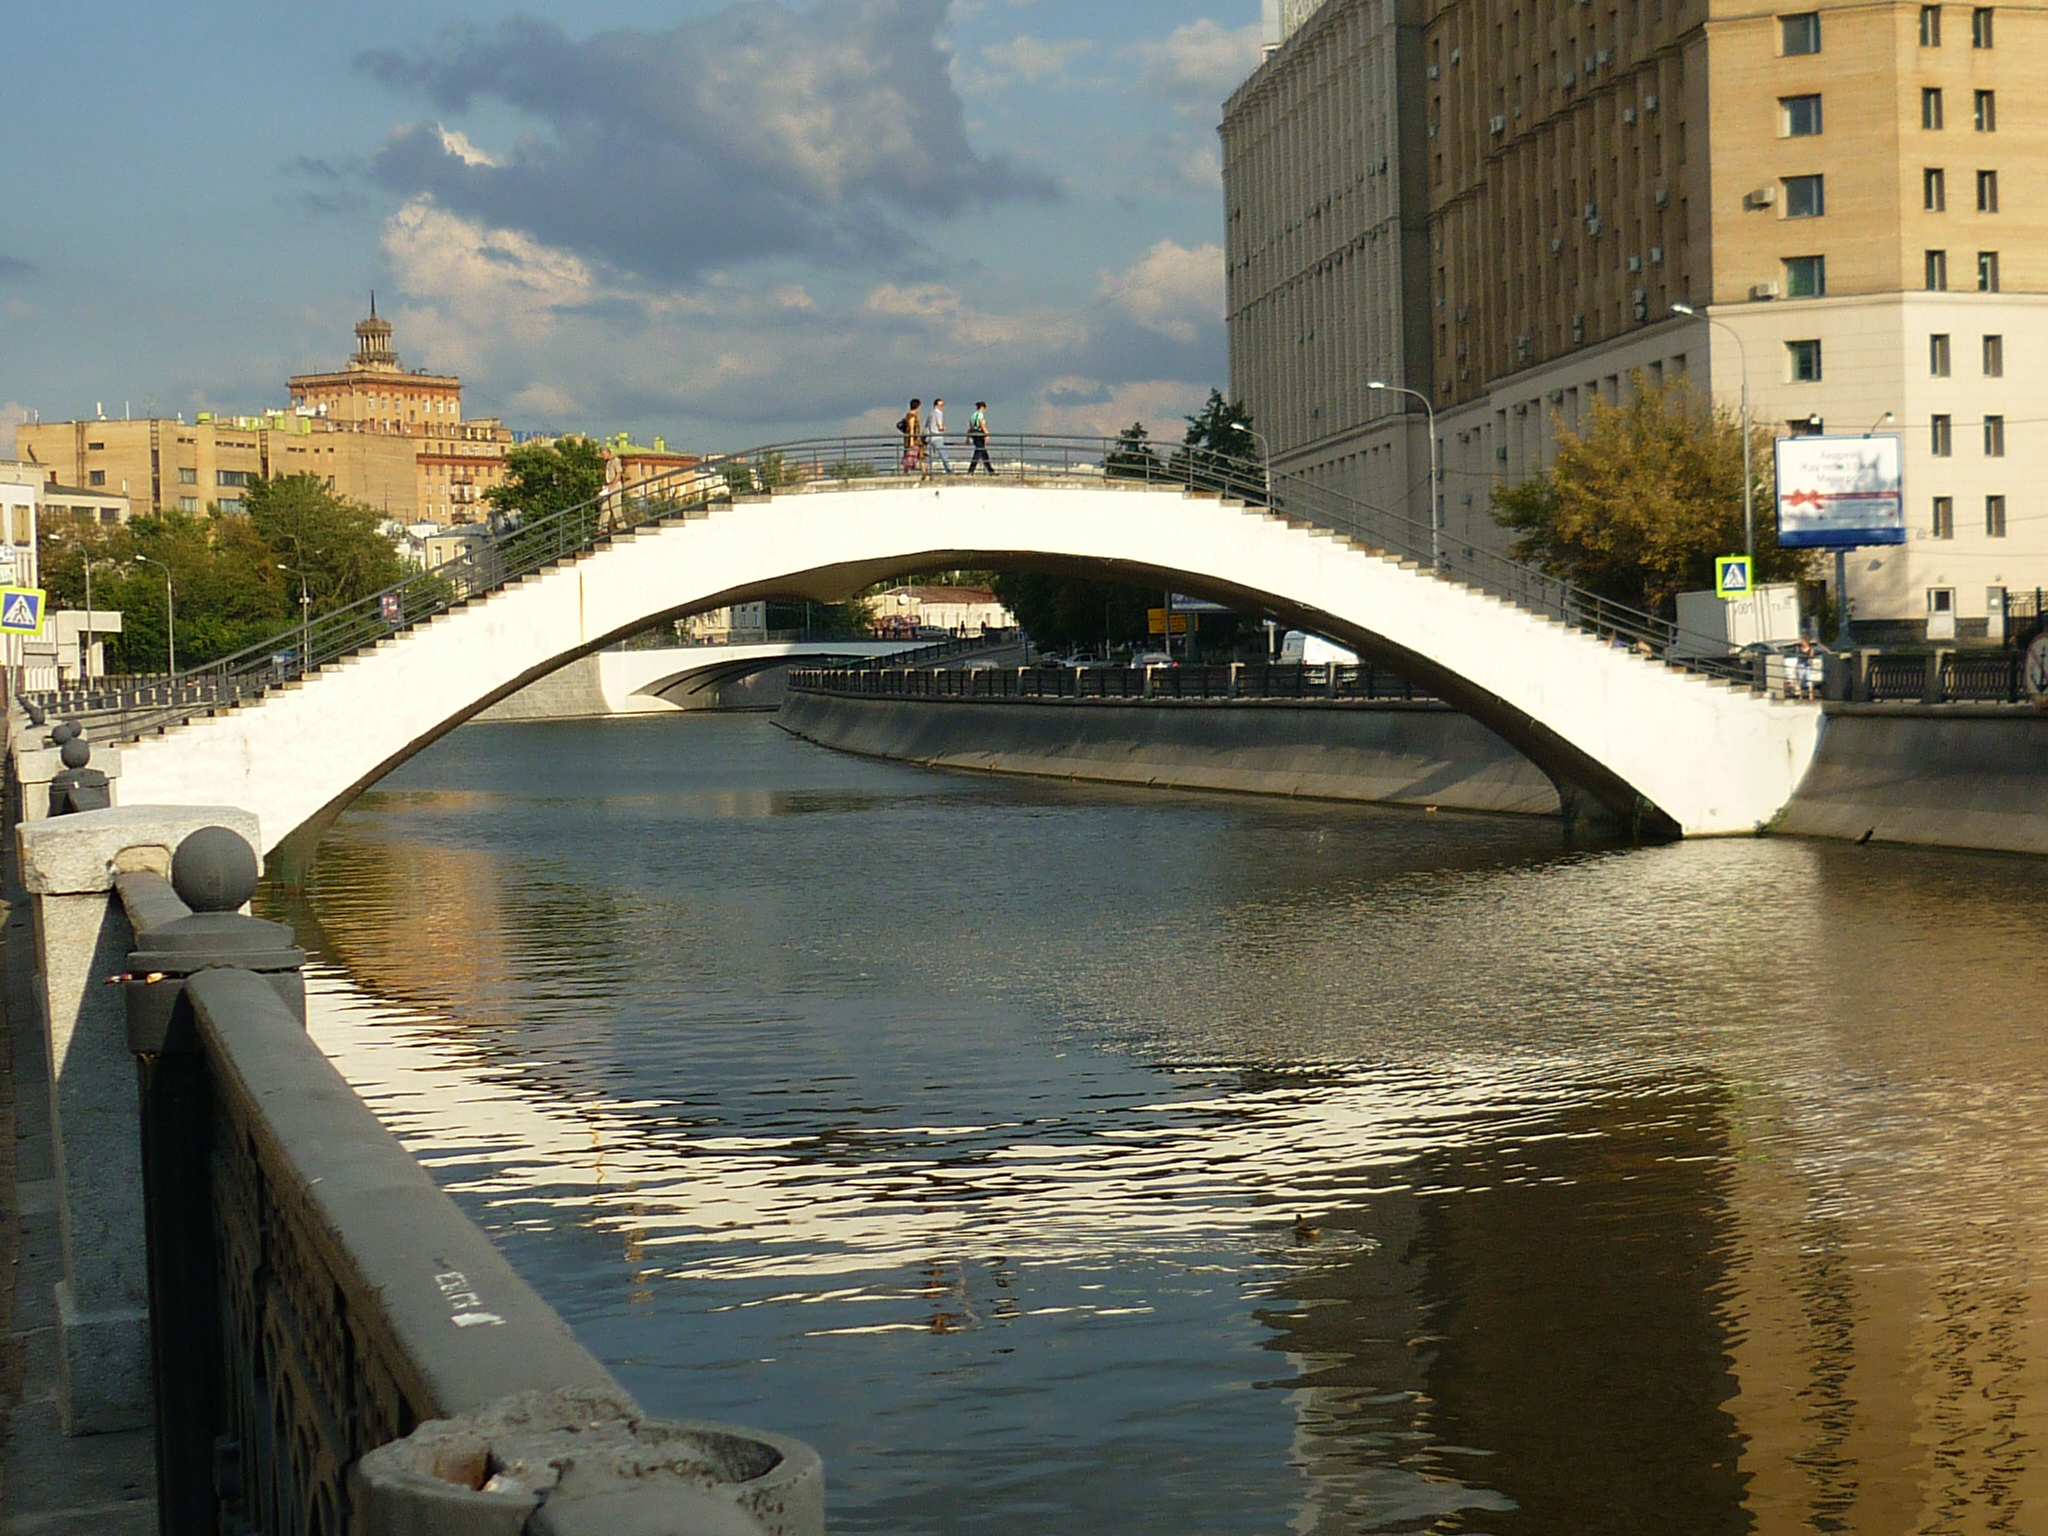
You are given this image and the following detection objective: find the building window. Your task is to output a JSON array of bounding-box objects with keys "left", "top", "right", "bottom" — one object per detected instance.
[
  {"left": 1921, "top": 5, "right": 1943, "bottom": 44},
  {"left": 1926, "top": 249, "right": 1949, "bottom": 289},
  {"left": 1781, "top": 12, "right": 1822, "bottom": 52},
  {"left": 1931, "top": 333, "right": 1952, "bottom": 374},
  {"left": 216, "top": 469, "right": 249, "bottom": 488},
  {"left": 177, "top": 497, "right": 199, "bottom": 513},
  {"left": 1784, "top": 255, "right": 1826, "bottom": 296},
  {"left": 1788, "top": 339, "right": 1824, "bottom": 380},
  {"left": 86, "top": 470, "right": 105, "bottom": 487},
  {"left": 1932, "top": 414, "right": 1954, "bottom": 454},
  {"left": 1924, "top": 88, "right": 1945, "bottom": 128},
  {"left": 1974, "top": 90, "right": 1996, "bottom": 130},
  {"left": 1924, "top": 167, "right": 1947, "bottom": 209},
  {"left": 1987, "top": 494, "right": 2007, "bottom": 535},
  {"left": 1782, "top": 95, "right": 1823, "bottom": 136},
  {"left": 1984, "top": 415, "right": 2006, "bottom": 455},
  {"left": 1972, "top": 6, "right": 1994, "bottom": 46},
  {"left": 1983, "top": 333, "right": 2004, "bottom": 375},
  {"left": 1783, "top": 175, "right": 1825, "bottom": 217},
  {"left": 1978, "top": 250, "right": 2000, "bottom": 290},
  {"left": 1977, "top": 169, "right": 1999, "bottom": 210},
  {"left": 177, "top": 466, "right": 197, "bottom": 484},
  {"left": 1933, "top": 496, "right": 1955, "bottom": 537},
  {"left": 216, "top": 499, "right": 243, "bottom": 514}
]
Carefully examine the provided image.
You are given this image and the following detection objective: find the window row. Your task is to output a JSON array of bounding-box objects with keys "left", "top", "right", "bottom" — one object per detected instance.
[
  {"left": 1927, "top": 415, "right": 2007, "bottom": 456},
  {"left": 1928, "top": 333, "right": 2005, "bottom": 375},
  {"left": 1917, "top": 7, "right": 1997, "bottom": 47},
  {"left": 1921, "top": 168, "right": 2001, "bottom": 211},
  {"left": 1921, "top": 89, "right": 1996, "bottom": 130},
  {"left": 1790, "top": 9, "right": 1997, "bottom": 53},
  {"left": 1925, "top": 250, "right": 2000, "bottom": 290},
  {"left": 1929, "top": 497, "right": 2007, "bottom": 540}
]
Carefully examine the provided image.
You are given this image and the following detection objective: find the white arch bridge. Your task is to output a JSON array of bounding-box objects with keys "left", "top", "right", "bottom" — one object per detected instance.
[{"left": 44, "top": 436, "right": 1820, "bottom": 874}]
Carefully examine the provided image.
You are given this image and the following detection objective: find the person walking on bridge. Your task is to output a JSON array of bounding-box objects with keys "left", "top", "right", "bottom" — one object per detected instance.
[
  {"left": 899, "top": 399, "right": 923, "bottom": 475},
  {"left": 927, "top": 398, "right": 955, "bottom": 474},
  {"left": 968, "top": 402, "right": 993, "bottom": 475}
]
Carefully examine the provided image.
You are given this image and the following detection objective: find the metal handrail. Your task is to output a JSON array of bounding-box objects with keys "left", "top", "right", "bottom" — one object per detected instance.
[{"left": 34, "top": 433, "right": 1719, "bottom": 743}]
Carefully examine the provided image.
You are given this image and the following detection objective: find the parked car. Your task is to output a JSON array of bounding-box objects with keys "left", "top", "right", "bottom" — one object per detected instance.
[{"left": 1134, "top": 650, "right": 1175, "bottom": 668}]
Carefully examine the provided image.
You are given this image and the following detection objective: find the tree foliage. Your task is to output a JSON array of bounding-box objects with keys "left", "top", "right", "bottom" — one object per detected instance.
[
  {"left": 1492, "top": 374, "right": 1809, "bottom": 615},
  {"left": 991, "top": 573, "right": 1156, "bottom": 651},
  {"left": 245, "top": 474, "right": 408, "bottom": 613},
  {"left": 486, "top": 437, "right": 607, "bottom": 523},
  {"left": 1105, "top": 423, "right": 1163, "bottom": 481},
  {"left": 1171, "top": 390, "right": 1262, "bottom": 495}
]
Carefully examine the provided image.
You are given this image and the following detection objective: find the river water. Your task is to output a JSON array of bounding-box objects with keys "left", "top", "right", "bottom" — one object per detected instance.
[{"left": 275, "top": 713, "right": 2048, "bottom": 1535}]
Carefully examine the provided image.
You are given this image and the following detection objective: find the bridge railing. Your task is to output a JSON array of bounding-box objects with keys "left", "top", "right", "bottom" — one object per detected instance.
[
  {"left": 14, "top": 809, "right": 823, "bottom": 1535},
  {"left": 790, "top": 662, "right": 1438, "bottom": 704},
  {"left": 33, "top": 432, "right": 1722, "bottom": 744}
]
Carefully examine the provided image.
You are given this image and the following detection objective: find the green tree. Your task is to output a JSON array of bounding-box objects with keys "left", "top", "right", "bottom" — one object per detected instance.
[
  {"left": 38, "top": 507, "right": 291, "bottom": 671},
  {"left": 245, "top": 474, "right": 408, "bottom": 614},
  {"left": 991, "top": 573, "right": 1155, "bottom": 652},
  {"left": 1172, "top": 390, "right": 1261, "bottom": 494},
  {"left": 1492, "top": 374, "right": 1807, "bottom": 615},
  {"left": 1104, "top": 423, "right": 1163, "bottom": 481},
  {"left": 486, "top": 437, "right": 607, "bottom": 523}
]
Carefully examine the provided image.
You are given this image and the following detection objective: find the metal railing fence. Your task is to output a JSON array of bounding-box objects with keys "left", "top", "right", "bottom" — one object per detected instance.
[
  {"left": 24, "top": 433, "right": 1728, "bottom": 743},
  {"left": 789, "top": 661, "right": 1437, "bottom": 704}
]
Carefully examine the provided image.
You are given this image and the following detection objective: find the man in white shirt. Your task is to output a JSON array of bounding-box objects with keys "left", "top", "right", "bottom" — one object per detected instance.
[{"left": 927, "top": 398, "right": 955, "bottom": 474}]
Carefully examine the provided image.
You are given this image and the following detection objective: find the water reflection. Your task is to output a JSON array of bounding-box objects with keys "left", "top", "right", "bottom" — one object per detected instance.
[{"left": 274, "top": 714, "right": 2048, "bottom": 1534}]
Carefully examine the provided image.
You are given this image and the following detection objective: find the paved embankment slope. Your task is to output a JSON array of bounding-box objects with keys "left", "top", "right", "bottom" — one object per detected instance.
[
  {"left": 775, "top": 692, "right": 1563, "bottom": 817},
  {"left": 1776, "top": 704, "right": 2048, "bottom": 856}
]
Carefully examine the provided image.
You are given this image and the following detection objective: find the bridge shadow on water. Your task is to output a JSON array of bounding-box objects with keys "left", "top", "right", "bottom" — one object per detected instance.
[{"left": 259, "top": 712, "right": 2048, "bottom": 1536}]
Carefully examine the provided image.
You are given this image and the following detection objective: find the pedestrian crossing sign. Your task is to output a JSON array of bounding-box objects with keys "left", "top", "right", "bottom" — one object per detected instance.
[
  {"left": 0, "top": 587, "right": 44, "bottom": 634},
  {"left": 1715, "top": 556, "right": 1753, "bottom": 600}
]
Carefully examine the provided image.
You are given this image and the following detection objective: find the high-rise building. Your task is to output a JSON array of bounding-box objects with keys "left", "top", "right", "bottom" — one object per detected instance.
[
  {"left": 18, "top": 305, "right": 514, "bottom": 525},
  {"left": 1226, "top": 0, "right": 2045, "bottom": 636}
]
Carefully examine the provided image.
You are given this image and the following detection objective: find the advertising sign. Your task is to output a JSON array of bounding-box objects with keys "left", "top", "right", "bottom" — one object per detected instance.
[
  {"left": 0, "top": 587, "right": 45, "bottom": 634},
  {"left": 1775, "top": 434, "right": 1905, "bottom": 548},
  {"left": 380, "top": 592, "right": 403, "bottom": 626}
]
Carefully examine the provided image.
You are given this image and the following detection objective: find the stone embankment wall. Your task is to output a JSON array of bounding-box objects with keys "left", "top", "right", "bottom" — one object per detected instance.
[
  {"left": 1775, "top": 704, "right": 2048, "bottom": 855},
  {"left": 775, "top": 692, "right": 1563, "bottom": 816}
]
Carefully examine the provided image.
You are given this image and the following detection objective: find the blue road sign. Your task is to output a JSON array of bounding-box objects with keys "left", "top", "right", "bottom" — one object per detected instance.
[
  {"left": 0, "top": 587, "right": 46, "bottom": 634},
  {"left": 1715, "top": 556, "right": 1753, "bottom": 600}
]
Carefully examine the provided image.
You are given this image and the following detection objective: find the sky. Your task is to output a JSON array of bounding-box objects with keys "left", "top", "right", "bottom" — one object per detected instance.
[{"left": 2, "top": 0, "right": 1266, "bottom": 456}]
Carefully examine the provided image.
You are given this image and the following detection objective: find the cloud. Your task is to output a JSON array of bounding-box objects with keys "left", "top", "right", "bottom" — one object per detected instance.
[
  {"left": 1028, "top": 377, "right": 1209, "bottom": 439},
  {"left": 968, "top": 35, "right": 1092, "bottom": 89},
  {"left": 1134, "top": 20, "right": 1263, "bottom": 112},
  {"left": 359, "top": 0, "right": 1055, "bottom": 282},
  {"left": 1097, "top": 241, "right": 1224, "bottom": 346}
]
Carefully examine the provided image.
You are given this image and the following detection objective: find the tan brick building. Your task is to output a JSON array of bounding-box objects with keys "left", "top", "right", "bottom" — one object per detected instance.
[
  {"left": 1227, "top": 0, "right": 2048, "bottom": 633},
  {"left": 18, "top": 306, "right": 514, "bottom": 525}
]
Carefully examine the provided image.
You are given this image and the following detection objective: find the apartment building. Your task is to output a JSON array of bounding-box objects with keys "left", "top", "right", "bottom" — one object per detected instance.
[
  {"left": 1226, "top": 0, "right": 2046, "bottom": 633},
  {"left": 17, "top": 307, "right": 514, "bottom": 524}
]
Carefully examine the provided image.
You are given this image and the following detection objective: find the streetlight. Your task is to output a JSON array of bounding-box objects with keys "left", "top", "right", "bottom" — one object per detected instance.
[
  {"left": 1367, "top": 381, "right": 1441, "bottom": 568},
  {"left": 134, "top": 553, "right": 174, "bottom": 675},
  {"left": 276, "top": 563, "right": 312, "bottom": 673},
  {"left": 1671, "top": 303, "right": 1754, "bottom": 566},
  {"left": 1228, "top": 421, "right": 1274, "bottom": 506}
]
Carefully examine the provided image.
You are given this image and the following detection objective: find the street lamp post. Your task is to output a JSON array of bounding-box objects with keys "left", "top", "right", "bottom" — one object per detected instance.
[
  {"left": 134, "top": 553, "right": 174, "bottom": 675},
  {"left": 1228, "top": 422, "right": 1274, "bottom": 506},
  {"left": 1670, "top": 303, "right": 1754, "bottom": 567},
  {"left": 1367, "top": 381, "right": 1440, "bottom": 568},
  {"left": 276, "top": 563, "right": 312, "bottom": 673}
]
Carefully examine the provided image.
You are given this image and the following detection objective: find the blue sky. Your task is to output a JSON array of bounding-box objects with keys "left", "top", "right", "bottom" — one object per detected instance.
[{"left": 3, "top": 0, "right": 1263, "bottom": 453}]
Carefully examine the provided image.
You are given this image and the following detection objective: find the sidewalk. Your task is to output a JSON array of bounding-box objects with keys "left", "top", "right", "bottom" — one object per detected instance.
[{"left": 0, "top": 815, "right": 156, "bottom": 1529}]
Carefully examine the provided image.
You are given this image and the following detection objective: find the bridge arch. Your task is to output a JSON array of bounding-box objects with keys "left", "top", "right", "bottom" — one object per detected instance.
[{"left": 111, "top": 479, "right": 1820, "bottom": 869}]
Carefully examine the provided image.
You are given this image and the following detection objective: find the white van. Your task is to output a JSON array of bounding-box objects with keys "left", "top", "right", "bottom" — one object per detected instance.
[{"left": 1277, "top": 630, "right": 1360, "bottom": 666}]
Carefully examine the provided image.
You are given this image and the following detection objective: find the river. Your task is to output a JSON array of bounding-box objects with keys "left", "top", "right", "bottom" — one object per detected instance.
[{"left": 272, "top": 712, "right": 2048, "bottom": 1535}]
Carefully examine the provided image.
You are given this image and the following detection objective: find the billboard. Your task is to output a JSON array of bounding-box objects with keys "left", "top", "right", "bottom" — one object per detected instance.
[{"left": 1774, "top": 434, "right": 1905, "bottom": 548}]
